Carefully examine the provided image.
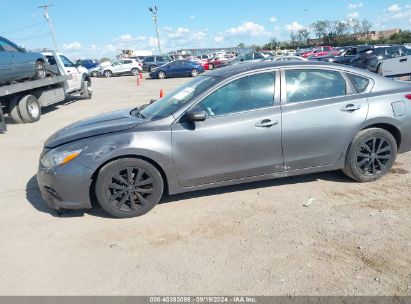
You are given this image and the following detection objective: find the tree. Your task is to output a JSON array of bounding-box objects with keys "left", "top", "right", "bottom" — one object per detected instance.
[
  {"left": 361, "top": 19, "right": 372, "bottom": 40},
  {"left": 100, "top": 57, "right": 111, "bottom": 62},
  {"left": 237, "top": 42, "right": 245, "bottom": 48},
  {"left": 311, "top": 20, "right": 331, "bottom": 42},
  {"left": 334, "top": 21, "right": 349, "bottom": 37},
  {"left": 296, "top": 28, "right": 310, "bottom": 46}
]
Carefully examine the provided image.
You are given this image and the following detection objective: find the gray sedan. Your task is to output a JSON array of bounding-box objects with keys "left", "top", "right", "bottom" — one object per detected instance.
[
  {"left": 0, "top": 36, "right": 47, "bottom": 85},
  {"left": 37, "top": 61, "right": 411, "bottom": 218}
]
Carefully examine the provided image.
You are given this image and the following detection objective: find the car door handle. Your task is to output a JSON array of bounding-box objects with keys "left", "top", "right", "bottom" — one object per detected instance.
[
  {"left": 341, "top": 104, "right": 361, "bottom": 112},
  {"left": 399, "top": 58, "right": 407, "bottom": 62},
  {"left": 255, "top": 119, "right": 278, "bottom": 128}
]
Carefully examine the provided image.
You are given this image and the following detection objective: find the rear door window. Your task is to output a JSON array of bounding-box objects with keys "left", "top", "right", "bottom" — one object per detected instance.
[{"left": 285, "top": 69, "right": 347, "bottom": 103}]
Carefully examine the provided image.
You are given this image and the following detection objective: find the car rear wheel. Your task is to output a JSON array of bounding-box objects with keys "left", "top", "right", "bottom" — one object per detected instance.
[
  {"left": 191, "top": 69, "right": 199, "bottom": 77},
  {"left": 95, "top": 158, "right": 164, "bottom": 218},
  {"left": 131, "top": 68, "right": 139, "bottom": 76},
  {"left": 35, "top": 61, "right": 46, "bottom": 79},
  {"left": 18, "top": 95, "right": 41, "bottom": 123},
  {"left": 91, "top": 71, "right": 98, "bottom": 77},
  {"left": 104, "top": 70, "right": 113, "bottom": 78},
  {"left": 158, "top": 71, "right": 166, "bottom": 79},
  {"left": 9, "top": 96, "right": 23, "bottom": 124},
  {"left": 343, "top": 128, "right": 397, "bottom": 182}
]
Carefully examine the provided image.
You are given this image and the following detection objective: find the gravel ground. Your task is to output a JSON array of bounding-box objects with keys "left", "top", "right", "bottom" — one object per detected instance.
[{"left": 0, "top": 75, "right": 410, "bottom": 295}]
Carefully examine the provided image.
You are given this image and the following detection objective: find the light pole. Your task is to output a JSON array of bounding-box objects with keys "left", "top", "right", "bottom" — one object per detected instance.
[
  {"left": 39, "top": 4, "right": 58, "bottom": 52},
  {"left": 149, "top": 6, "right": 161, "bottom": 55}
]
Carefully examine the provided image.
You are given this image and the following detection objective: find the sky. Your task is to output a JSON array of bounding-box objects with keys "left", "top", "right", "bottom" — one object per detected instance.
[{"left": 1, "top": 0, "right": 411, "bottom": 59}]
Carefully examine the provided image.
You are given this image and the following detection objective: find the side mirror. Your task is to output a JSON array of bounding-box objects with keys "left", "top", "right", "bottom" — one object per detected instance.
[{"left": 185, "top": 109, "right": 207, "bottom": 122}]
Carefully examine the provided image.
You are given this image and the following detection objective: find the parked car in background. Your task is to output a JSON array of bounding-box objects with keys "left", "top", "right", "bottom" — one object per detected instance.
[
  {"left": 42, "top": 51, "right": 91, "bottom": 95},
  {"left": 350, "top": 45, "right": 411, "bottom": 76},
  {"left": 301, "top": 46, "right": 334, "bottom": 58},
  {"left": 37, "top": 61, "right": 411, "bottom": 218},
  {"left": 100, "top": 59, "right": 142, "bottom": 77},
  {"left": 264, "top": 55, "right": 308, "bottom": 62},
  {"left": 149, "top": 60, "right": 204, "bottom": 79},
  {"left": 142, "top": 55, "right": 171, "bottom": 72},
  {"left": 88, "top": 65, "right": 100, "bottom": 77},
  {"left": 0, "top": 36, "right": 48, "bottom": 85},
  {"left": 231, "top": 52, "right": 272, "bottom": 65},
  {"left": 311, "top": 46, "right": 371, "bottom": 64},
  {"left": 76, "top": 59, "right": 99, "bottom": 70}
]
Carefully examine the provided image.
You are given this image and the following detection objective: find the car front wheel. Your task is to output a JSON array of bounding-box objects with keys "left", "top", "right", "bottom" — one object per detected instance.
[
  {"left": 343, "top": 128, "right": 397, "bottom": 182},
  {"left": 95, "top": 158, "right": 164, "bottom": 218},
  {"left": 158, "top": 71, "right": 166, "bottom": 79},
  {"left": 104, "top": 70, "right": 113, "bottom": 78}
]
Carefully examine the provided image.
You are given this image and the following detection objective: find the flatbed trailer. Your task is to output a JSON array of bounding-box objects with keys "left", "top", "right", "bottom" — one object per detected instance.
[{"left": 0, "top": 50, "right": 92, "bottom": 133}]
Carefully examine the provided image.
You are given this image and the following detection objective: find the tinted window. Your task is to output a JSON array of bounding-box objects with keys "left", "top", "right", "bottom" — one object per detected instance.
[
  {"left": 254, "top": 53, "right": 264, "bottom": 59},
  {"left": 157, "top": 56, "right": 169, "bottom": 62},
  {"left": 0, "top": 39, "right": 19, "bottom": 52},
  {"left": 145, "top": 57, "right": 154, "bottom": 62},
  {"left": 285, "top": 69, "right": 346, "bottom": 103},
  {"left": 46, "top": 56, "right": 56, "bottom": 65},
  {"left": 323, "top": 47, "right": 331, "bottom": 51},
  {"left": 347, "top": 73, "right": 370, "bottom": 93},
  {"left": 197, "top": 73, "right": 275, "bottom": 117},
  {"left": 244, "top": 53, "right": 253, "bottom": 60},
  {"left": 59, "top": 55, "right": 74, "bottom": 67},
  {"left": 123, "top": 60, "right": 132, "bottom": 64}
]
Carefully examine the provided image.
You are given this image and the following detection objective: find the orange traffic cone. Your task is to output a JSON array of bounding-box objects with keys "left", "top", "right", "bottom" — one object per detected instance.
[{"left": 160, "top": 89, "right": 164, "bottom": 98}]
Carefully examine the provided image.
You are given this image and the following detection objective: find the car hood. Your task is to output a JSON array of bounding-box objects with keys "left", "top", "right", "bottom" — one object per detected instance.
[{"left": 44, "top": 109, "right": 142, "bottom": 148}]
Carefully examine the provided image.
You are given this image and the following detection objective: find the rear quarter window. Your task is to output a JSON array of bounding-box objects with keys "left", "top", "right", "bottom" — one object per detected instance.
[{"left": 347, "top": 73, "right": 370, "bottom": 93}]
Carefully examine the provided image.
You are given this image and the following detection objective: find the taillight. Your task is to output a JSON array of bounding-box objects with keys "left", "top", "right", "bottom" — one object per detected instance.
[{"left": 405, "top": 94, "right": 411, "bottom": 100}]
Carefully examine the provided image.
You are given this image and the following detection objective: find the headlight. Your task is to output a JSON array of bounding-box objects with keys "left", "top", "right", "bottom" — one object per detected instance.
[{"left": 41, "top": 148, "right": 82, "bottom": 168}]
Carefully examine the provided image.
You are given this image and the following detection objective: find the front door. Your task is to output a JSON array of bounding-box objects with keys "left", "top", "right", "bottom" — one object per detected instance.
[
  {"left": 281, "top": 68, "right": 369, "bottom": 170},
  {"left": 171, "top": 71, "right": 283, "bottom": 187}
]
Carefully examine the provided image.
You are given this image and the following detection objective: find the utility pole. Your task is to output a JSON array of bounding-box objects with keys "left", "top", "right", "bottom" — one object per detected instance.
[
  {"left": 39, "top": 4, "right": 58, "bottom": 51},
  {"left": 149, "top": 6, "right": 161, "bottom": 55}
]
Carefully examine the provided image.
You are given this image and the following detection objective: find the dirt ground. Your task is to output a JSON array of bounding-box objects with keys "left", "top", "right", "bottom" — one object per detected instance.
[{"left": 0, "top": 75, "right": 410, "bottom": 296}]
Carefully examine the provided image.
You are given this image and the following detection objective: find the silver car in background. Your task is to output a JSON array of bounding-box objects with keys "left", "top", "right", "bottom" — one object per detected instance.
[{"left": 37, "top": 61, "right": 411, "bottom": 218}]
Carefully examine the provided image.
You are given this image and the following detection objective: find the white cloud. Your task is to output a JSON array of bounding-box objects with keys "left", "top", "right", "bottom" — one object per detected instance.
[
  {"left": 269, "top": 16, "right": 278, "bottom": 23},
  {"left": 225, "top": 22, "right": 271, "bottom": 37},
  {"left": 189, "top": 15, "right": 195, "bottom": 20},
  {"left": 62, "top": 41, "right": 82, "bottom": 50},
  {"left": 347, "top": 11, "right": 359, "bottom": 19},
  {"left": 348, "top": 3, "right": 363, "bottom": 9},
  {"left": 114, "top": 34, "right": 146, "bottom": 43},
  {"left": 214, "top": 35, "right": 224, "bottom": 42},
  {"left": 387, "top": 4, "right": 401, "bottom": 12},
  {"left": 91, "top": 44, "right": 96, "bottom": 50},
  {"left": 284, "top": 21, "right": 304, "bottom": 32}
]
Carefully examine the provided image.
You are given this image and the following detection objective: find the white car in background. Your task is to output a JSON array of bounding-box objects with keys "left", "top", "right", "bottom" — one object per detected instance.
[
  {"left": 42, "top": 52, "right": 91, "bottom": 96},
  {"left": 100, "top": 59, "right": 142, "bottom": 77}
]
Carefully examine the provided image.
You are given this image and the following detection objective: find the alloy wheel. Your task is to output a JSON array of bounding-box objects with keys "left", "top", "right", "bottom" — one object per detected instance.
[
  {"left": 356, "top": 137, "right": 392, "bottom": 175},
  {"left": 106, "top": 167, "right": 155, "bottom": 212}
]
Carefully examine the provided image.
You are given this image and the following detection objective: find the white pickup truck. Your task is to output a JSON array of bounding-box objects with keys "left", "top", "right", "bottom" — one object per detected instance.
[{"left": 378, "top": 46, "right": 411, "bottom": 78}]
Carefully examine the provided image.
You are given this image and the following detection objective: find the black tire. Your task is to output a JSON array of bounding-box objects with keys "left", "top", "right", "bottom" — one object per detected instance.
[
  {"left": 95, "top": 158, "right": 164, "bottom": 218},
  {"left": 377, "top": 64, "right": 383, "bottom": 75},
  {"left": 18, "top": 95, "right": 41, "bottom": 123},
  {"left": 131, "top": 68, "right": 139, "bottom": 76},
  {"left": 149, "top": 65, "right": 156, "bottom": 72},
  {"left": 158, "top": 71, "right": 166, "bottom": 79},
  {"left": 191, "top": 69, "right": 199, "bottom": 77},
  {"left": 9, "top": 96, "right": 23, "bottom": 124},
  {"left": 91, "top": 71, "right": 98, "bottom": 77},
  {"left": 81, "top": 80, "right": 92, "bottom": 99},
  {"left": 103, "top": 70, "right": 113, "bottom": 78},
  {"left": 343, "top": 128, "right": 397, "bottom": 182},
  {"left": 35, "top": 60, "right": 46, "bottom": 79}
]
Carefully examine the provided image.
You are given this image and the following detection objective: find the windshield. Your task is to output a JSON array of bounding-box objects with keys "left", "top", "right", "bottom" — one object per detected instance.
[{"left": 140, "top": 76, "right": 220, "bottom": 120}]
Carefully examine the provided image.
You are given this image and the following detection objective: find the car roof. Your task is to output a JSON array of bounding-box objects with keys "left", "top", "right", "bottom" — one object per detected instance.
[{"left": 203, "top": 61, "right": 372, "bottom": 78}]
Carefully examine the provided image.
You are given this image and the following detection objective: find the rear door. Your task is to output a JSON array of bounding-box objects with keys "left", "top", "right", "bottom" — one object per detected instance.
[
  {"left": 171, "top": 71, "right": 283, "bottom": 186},
  {"left": 380, "top": 47, "right": 411, "bottom": 77},
  {"left": 59, "top": 54, "right": 82, "bottom": 92},
  {"left": 281, "top": 68, "right": 369, "bottom": 170}
]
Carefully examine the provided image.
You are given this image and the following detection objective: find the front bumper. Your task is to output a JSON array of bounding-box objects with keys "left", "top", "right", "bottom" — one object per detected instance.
[{"left": 37, "top": 160, "right": 94, "bottom": 211}]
